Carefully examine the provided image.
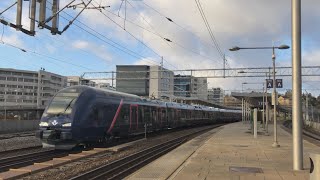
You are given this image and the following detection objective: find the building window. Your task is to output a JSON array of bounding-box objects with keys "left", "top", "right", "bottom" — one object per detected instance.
[
  {"left": 7, "top": 77, "right": 17, "bottom": 81},
  {"left": 24, "top": 86, "right": 33, "bottom": 89},
  {"left": 7, "top": 99, "right": 17, "bottom": 102},
  {"left": 7, "top": 85, "right": 17, "bottom": 88},
  {"left": 24, "top": 73, "right": 34, "bottom": 77},
  {"left": 12, "top": 72, "right": 22, "bottom": 76},
  {"left": 0, "top": 84, "right": 5, "bottom": 87},
  {"left": 24, "top": 78, "right": 34, "bottom": 82},
  {"left": 0, "top": 71, "right": 11, "bottom": 75}
]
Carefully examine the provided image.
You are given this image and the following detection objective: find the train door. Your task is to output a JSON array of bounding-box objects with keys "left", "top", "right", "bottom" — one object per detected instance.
[
  {"left": 157, "top": 107, "right": 162, "bottom": 129},
  {"left": 130, "top": 105, "right": 138, "bottom": 132}
]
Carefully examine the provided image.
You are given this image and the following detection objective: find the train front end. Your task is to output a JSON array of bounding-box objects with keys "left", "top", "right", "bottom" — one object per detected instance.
[{"left": 36, "top": 88, "right": 80, "bottom": 149}]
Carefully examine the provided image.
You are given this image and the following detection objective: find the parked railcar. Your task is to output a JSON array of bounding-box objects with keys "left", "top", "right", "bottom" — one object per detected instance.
[{"left": 36, "top": 86, "right": 240, "bottom": 149}]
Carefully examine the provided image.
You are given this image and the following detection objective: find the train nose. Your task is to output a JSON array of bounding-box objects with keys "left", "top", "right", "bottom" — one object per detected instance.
[{"left": 39, "top": 129, "right": 72, "bottom": 140}]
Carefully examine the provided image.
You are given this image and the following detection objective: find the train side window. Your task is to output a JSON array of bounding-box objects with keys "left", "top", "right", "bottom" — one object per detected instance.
[
  {"left": 119, "top": 105, "right": 129, "bottom": 124},
  {"left": 152, "top": 109, "right": 157, "bottom": 122}
]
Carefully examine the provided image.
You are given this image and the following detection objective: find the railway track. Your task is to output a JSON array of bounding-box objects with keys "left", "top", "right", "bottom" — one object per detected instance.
[
  {"left": 0, "top": 145, "right": 43, "bottom": 156},
  {"left": 0, "top": 132, "right": 35, "bottom": 140},
  {"left": 282, "top": 121, "right": 320, "bottom": 146},
  {"left": 0, "top": 149, "right": 68, "bottom": 172},
  {"left": 70, "top": 125, "right": 220, "bottom": 180}
]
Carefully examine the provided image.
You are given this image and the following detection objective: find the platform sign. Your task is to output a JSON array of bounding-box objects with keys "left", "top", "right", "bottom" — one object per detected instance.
[
  {"left": 266, "top": 79, "right": 273, "bottom": 88},
  {"left": 276, "top": 79, "right": 283, "bottom": 88}
]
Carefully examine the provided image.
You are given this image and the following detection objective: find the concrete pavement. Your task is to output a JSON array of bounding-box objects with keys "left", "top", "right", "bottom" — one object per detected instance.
[{"left": 127, "top": 122, "right": 318, "bottom": 180}]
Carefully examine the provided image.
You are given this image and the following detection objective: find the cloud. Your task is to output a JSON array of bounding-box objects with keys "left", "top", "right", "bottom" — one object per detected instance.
[
  {"left": 1, "top": 0, "right": 320, "bottom": 93},
  {"left": 2, "top": 34, "right": 25, "bottom": 47},
  {"left": 72, "top": 40, "right": 89, "bottom": 49},
  {"left": 71, "top": 40, "right": 112, "bottom": 62}
]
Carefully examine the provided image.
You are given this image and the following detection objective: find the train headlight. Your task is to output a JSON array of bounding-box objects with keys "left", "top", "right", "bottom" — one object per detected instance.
[
  {"left": 39, "top": 122, "right": 49, "bottom": 127},
  {"left": 62, "top": 123, "right": 72, "bottom": 127}
]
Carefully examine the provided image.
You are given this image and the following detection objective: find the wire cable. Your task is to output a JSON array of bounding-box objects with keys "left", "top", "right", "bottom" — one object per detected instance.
[
  {"left": 46, "top": 0, "right": 160, "bottom": 66},
  {"left": 194, "top": 0, "right": 224, "bottom": 59},
  {"left": 89, "top": 0, "right": 163, "bottom": 61}
]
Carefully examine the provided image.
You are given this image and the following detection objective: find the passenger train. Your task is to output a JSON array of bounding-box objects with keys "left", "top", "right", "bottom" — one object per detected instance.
[{"left": 36, "top": 86, "right": 241, "bottom": 149}]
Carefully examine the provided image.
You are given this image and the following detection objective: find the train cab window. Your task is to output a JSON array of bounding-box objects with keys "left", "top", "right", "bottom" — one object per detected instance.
[{"left": 46, "top": 92, "right": 79, "bottom": 115}]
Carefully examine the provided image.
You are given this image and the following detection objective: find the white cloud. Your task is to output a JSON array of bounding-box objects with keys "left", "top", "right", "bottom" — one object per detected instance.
[
  {"left": 2, "top": 34, "right": 24, "bottom": 47},
  {"left": 72, "top": 40, "right": 89, "bottom": 49},
  {"left": 71, "top": 40, "right": 112, "bottom": 62},
  {"left": 1, "top": 0, "right": 320, "bottom": 92}
]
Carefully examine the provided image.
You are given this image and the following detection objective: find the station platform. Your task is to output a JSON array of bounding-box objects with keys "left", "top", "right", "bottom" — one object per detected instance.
[{"left": 127, "top": 122, "right": 318, "bottom": 180}]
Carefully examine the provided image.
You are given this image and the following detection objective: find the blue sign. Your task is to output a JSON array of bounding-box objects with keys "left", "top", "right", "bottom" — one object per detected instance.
[
  {"left": 276, "top": 79, "right": 283, "bottom": 88},
  {"left": 266, "top": 79, "right": 273, "bottom": 88}
]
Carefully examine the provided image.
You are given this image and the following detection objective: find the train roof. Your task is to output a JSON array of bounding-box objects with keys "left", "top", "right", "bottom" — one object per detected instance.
[
  {"left": 59, "top": 86, "right": 143, "bottom": 101},
  {"left": 57, "top": 86, "right": 241, "bottom": 113}
]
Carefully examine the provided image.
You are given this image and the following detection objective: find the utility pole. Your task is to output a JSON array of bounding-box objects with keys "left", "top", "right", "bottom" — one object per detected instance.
[
  {"left": 292, "top": 0, "right": 303, "bottom": 170},
  {"left": 39, "top": 0, "right": 47, "bottom": 29},
  {"left": 111, "top": 71, "right": 114, "bottom": 88},
  {"left": 51, "top": 0, "right": 59, "bottom": 35},
  {"left": 272, "top": 47, "right": 280, "bottom": 148},
  {"left": 262, "top": 83, "right": 265, "bottom": 129},
  {"left": 160, "top": 57, "right": 163, "bottom": 99},
  {"left": 37, "top": 69, "right": 42, "bottom": 109},
  {"left": 16, "top": 0, "right": 23, "bottom": 30},
  {"left": 223, "top": 54, "right": 226, "bottom": 78},
  {"left": 305, "top": 91, "right": 309, "bottom": 122},
  {"left": 30, "top": 0, "right": 36, "bottom": 34}
]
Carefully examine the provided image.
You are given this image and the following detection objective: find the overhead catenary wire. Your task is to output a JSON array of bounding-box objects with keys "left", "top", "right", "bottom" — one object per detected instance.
[
  {"left": 89, "top": 0, "right": 164, "bottom": 62},
  {"left": 44, "top": 1, "right": 160, "bottom": 66},
  {"left": 0, "top": 15, "right": 95, "bottom": 74},
  {"left": 102, "top": 1, "right": 222, "bottom": 66},
  {"left": 125, "top": 0, "right": 179, "bottom": 71},
  {"left": 131, "top": 0, "right": 224, "bottom": 66},
  {"left": 194, "top": 0, "right": 224, "bottom": 60}
]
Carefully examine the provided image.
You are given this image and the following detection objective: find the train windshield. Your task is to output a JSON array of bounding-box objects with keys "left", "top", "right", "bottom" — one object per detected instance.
[{"left": 46, "top": 92, "right": 79, "bottom": 115}]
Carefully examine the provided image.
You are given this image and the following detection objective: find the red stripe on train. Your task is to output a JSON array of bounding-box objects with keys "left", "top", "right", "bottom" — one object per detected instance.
[{"left": 107, "top": 99, "right": 124, "bottom": 134}]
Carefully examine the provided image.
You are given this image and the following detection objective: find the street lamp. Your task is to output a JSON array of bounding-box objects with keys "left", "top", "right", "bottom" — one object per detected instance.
[{"left": 230, "top": 44, "right": 290, "bottom": 148}]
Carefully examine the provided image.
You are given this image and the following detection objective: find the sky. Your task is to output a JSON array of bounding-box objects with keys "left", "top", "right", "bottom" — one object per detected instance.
[{"left": 0, "top": 0, "right": 320, "bottom": 95}]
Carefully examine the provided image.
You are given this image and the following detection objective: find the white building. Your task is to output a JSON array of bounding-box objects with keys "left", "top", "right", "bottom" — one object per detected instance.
[
  {"left": 208, "top": 87, "right": 224, "bottom": 104},
  {"left": 149, "top": 66, "right": 174, "bottom": 99},
  {"left": 191, "top": 77, "right": 208, "bottom": 100},
  {"left": 67, "top": 76, "right": 96, "bottom": 87},
  {"left": 96, "top": 83, "right": 116, "bottom": 91},
  {"left": 0, "top": 68, "right": 67, "bottom": 108}
]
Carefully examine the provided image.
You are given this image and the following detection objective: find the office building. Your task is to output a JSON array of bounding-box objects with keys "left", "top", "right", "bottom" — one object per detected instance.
[
  {"left": 67, "top": 76, "right": 96, "bottom": 87},
  {"left": 116, "top": 65, "right": 174, "bottom": 99},
  {"left": 0, "top": 68, "right": 67, "bottom": 109},
  {"left": 208, "top": 87, "right": 224, "bottom": 104}
]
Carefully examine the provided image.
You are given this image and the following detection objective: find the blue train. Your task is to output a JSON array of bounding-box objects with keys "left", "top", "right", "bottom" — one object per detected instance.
[{"left": 36, "top": 86, "right": 241, "bottom": 149}]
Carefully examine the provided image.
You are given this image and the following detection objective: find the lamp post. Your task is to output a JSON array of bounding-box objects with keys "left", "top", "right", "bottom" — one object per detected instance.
[{"left": 230, "top": 44, "right": 290, "bottom": 148}]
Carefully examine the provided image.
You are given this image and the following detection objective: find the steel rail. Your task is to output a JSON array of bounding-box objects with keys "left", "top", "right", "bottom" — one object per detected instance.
[{"left": 0, "top": 150, "right": 67, "bottom": 172}]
